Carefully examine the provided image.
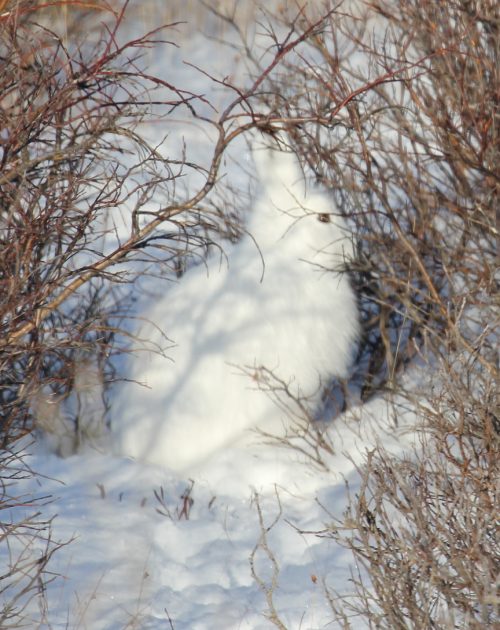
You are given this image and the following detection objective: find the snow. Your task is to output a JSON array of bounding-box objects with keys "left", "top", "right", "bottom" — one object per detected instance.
[
  {"left": 1, "top": 7, "right": 418, "bottom": 629},
  {"left": 4, "top": 387, "right": 420, "bottom": 629}
]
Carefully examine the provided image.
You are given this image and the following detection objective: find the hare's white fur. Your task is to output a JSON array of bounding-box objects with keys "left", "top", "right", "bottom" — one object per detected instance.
[{"left": 114, "top": 135, "right": 359, "bottom": 473}]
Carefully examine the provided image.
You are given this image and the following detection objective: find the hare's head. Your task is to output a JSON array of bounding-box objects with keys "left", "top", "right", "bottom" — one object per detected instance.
[{"left": 250, "top": 135, "right": 354, "bottom": 269}]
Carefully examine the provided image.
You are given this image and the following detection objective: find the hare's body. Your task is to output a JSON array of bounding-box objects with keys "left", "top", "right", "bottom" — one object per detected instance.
[{"left": 114, "top": 137, "right": 359, "bottom": 473}]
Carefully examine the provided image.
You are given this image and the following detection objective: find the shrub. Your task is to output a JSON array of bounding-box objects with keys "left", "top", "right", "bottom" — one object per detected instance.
[
  {"left": 228, "top": 0, "right": 498, "bottom": 625},
  {"left": 0, "top": 0, "right": 215, "bottom": 446}
]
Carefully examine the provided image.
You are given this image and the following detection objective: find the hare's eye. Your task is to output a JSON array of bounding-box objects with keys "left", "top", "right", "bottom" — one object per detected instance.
[{"left": 317, "top": 213, "right": 330, "bottom": 223}]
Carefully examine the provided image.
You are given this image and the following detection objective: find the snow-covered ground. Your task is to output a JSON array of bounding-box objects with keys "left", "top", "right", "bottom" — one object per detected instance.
[
  {"left": 2, "top": 5, "right": 420, "bottom": 629},
  {"left": 10, "top": 392, "right": 416, "bottom": 629}
]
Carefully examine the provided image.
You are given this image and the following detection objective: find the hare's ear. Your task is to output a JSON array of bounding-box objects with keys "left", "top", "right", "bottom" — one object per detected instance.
[
  {"left": 253, "top": 133, "right": 304, "bottom": 201},
  {"left": 252, "top": 132, "right": 280, "bottom": 181}
]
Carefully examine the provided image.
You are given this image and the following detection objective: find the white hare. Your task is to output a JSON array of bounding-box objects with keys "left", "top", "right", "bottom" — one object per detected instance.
[{"left": 113, "top": 134, "right": 359, "bottom": 473}]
